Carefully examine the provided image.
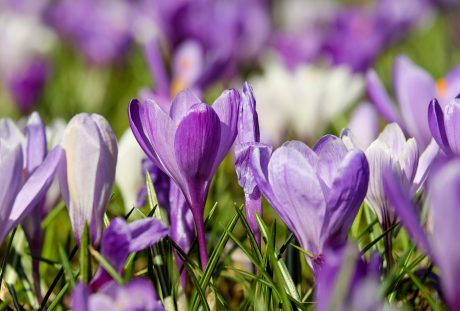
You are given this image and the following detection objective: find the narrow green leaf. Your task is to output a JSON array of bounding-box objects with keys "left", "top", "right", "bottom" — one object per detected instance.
[
  {"left": 46, "top": 283, "right": 69, "bottom": 311},
  {"left": 89, "top": 247, "right": 124, "bottom": 285},
  {"left": 0, "top": 228, "right": 17, "bottom": 289},
  {"left": 58, "top": 245, "right": 75, "bottom": 289},
  {"left": 6, "top": 284, "right": 22, "bottom": 311}
]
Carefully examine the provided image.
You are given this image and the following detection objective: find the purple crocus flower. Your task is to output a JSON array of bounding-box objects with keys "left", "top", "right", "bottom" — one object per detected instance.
[
  {"left": 0, "top": 116, "right": 63, "bottom": 244},
  {"left": 129, "top": 89, "right": 240, "bottom": 268},
  {"left": 366, "top": 55, "right": 460, "bottom": 148},
  {"left": 7, "top": 58, "right": 49, "bottom": 114},
  {"left": 45, "top": 0, "right": 132, "bottom": 65},
  {"left": 428, "top": 96, "right": 460, "bottom": 155},
  {"left": 60, "top": 113, "right": 118, "bottom": 246},
  {"left": 234, "top": 82, "right": 262, "bottom": 245},
  {"left": 316, "top": 245, "right": 384, "bottom": 311},
  {"left": 90, "top": 217, "right": 168, "bottom": 291},
  {"left": 249, "top": 136, "right": 369, "bottom": 272},
  {"left": 384, "top": 158, "right": 460, "bottom": 310},
  {"left": 73, "top": 279, "right": 164, "bottom": 311}
]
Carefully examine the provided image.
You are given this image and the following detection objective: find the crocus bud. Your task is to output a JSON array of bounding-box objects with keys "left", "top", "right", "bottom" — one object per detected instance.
[{"left": 60, "top": 113, "right": 118, "bottom": 246}]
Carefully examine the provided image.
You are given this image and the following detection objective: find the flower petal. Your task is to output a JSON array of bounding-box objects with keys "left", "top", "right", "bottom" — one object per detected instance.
[
  {"left": 25, "top": 112, "right": 47, "bottom": 174},
  {"left": 412, "top": 139, "right": 439, "bottom": 193},
  {"left": 212, "top": 89, "right": 240, "bottom": 170},
  {"left": 394, "top": 55, "right": 436, "bottom": 147},
  {"left": 383, "top": 170, "right": 431, "bottom": 254},
  {"left": 169, "top": 89, "right": 202, "bottom": 123},
  {"left": 268, "top": 145, "right": 326, "bottom": 255},
  {"left": 365, "top": 70, "right": 401, "bottom": 124},
  {"left": 2, "top": 146, "right": 62, "bottom": 242},
  {"left": 443, "top": 98, "right": 460, "bottom": 155},
  {"left": 235, "top": 82, "right": 259, "bottom": 147},
  {"left": 313, "top": 135, "right": 348, "bottom": 188},
  {"left": 428, "top": 98, "right": 451, "bottom": 154},
  {"left": 322, "top": 150, "right": 369, "bottom": 249},
  {"left": 174, "top": 103, "right": 221, "bottom": 203}
]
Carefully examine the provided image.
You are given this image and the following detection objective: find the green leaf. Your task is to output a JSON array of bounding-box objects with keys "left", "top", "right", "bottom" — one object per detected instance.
[
  {"left": 58, "top": 245, "right": 75, "bottom": 289},
  {"left": 89, "top": 247, "right": 124, "bottom": 285}
]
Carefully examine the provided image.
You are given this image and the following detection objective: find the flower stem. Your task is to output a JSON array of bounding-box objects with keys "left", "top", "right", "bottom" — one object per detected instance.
[{"left": 192, "top": 209, "right": 208, "bottom": 269}]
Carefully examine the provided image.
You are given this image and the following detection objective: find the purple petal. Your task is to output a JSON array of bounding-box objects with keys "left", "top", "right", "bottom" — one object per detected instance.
[
  {"left": 443, "top": 98, "right": 460, "bottom": 155},
  {"left": 412, "top": 139, "right": 440, "bottom": 193},
  {"left": 234, "top": 143, "right": 258, "bottom": 194},
  {"left": 234, "top": 82, "right": 259, "bottom": 147},
  {"left": 211, "top": 89, "right": 240, "bottom": 171},
  {"left": 72, "top": 282, "right": 89, "bottom": 311},
  {"left": 429, "top": 159, "right": 460, "bottom": 310},
  {"left": 322, "top": 150, "right": 369, "bottom": 249},
  {"left": 244, "top": 188, "right": 262, "bottom": 246},
  {"left": 169, "top": 181, "right": 194, "bottom": 253},
  {"left": 128, "top": 218, "right": 169, "bottom": 252},
  {"left": 442, "top": 66, "right": 460, "bottom": 104},
  {"left": 25, "top": 112, "right": 47, "bottom": 174},
  {"left": 0, "top": 136, "right": 23, "bottom": 239},
  {"left": 2, "top": 146, "right": 62, "bottom": 243},
  {"left": 348, "top": 103, "right": 379, "bottom": 149},
  {"left": 428, "top": 98, "right": 451, "bottom": 154},
  {"left": 128, "top": 99, "right": 160, "bottom": 165},
  {"left": 399, "top": 138, "right": 419, "bottom": 184},
  {"left": 365, "top": 70, "right": 401, "bottom": 124},
  {"left": 376, "top": 123, "right": 407, "bottom": 156},
  {"left": 394, "top": 55, "right": 436, "bottom": 148},
  {"left": 383, "top": 171, "right": 431, "bottom": 254},
  {"left": 144, "top": 39, "right": 170, "bottom": 98},
  {"left": 313, "top": 135, "right": 348, "bottom": 188},
  {"left": 282, "top": 140, "right": 319, "bottom": 169},
  {"left": 268, "top": 145, "right": 326, "bottom": 256},
  {"left": 169, "top": 89, "right": 202, "bottom": 123},
  {"left": 174, "top": 104, "right": 221, "bottom": 203}
]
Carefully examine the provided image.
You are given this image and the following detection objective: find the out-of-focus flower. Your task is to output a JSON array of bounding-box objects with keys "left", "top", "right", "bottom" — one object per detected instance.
[
  {"left": 90, "top": 217, "right": 168, "bottom": 291},
  {"left": 250, "top": 60, "right": 363, "bottom": 145},
  {"left": 316, "top": 245, "right": 386, "bottom": 311},
  {"left": 73, "top": 279, "right": 164, "bottom": 311},
  {"left": 116, "top": 129, "right": 147, "bottom": 211},
  {"left": 324, "top": 0, "right": 431, "bottom": 72},
  {"left": 428, "top": 96, "right": 460, "bottom": 155},
  {"left": 348, "top": 103, "right": 379, "bottom": 149},
  {"left": 0, "top": 116, "right": 63, "bottom": 244},
  {"left": 384, "top": 158, "right": 460, "bottom": 310},
  {"left": 234, "top": 83, "right": 262, "bottom": 245},
  {"left": 129, "top": 89, "right": 239, "bottom": 268},
  {"left": 135, "top": 0, "right": 270, "bottom": 86},
  {"left": 45, "top": 0, "right": 132, "bottom": 64},
  {"left": 60, "top": 113, "right": 118, "bottom": 246},
  {"left": 0, "top": 10, "right": 55, "bottom": 113},
  {"left": 366, "top": 55, "right": 460, "bottom": 148},
  {"left": 250, "top": 136, "right": 369, "bottom": 272}
]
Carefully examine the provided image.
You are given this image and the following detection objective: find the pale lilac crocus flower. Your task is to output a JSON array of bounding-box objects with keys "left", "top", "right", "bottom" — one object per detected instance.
[
  {"left": 129, "top": 89, "right": 239, "bottom": 268},
  {"left": 366, "top": 55, "right": 460, "bottom": 148},
  {"left": 249, "top": 136, "right": 369, "bottom": 273},
  {"left": 60, "top": 113, "right": 118, "bottom": 246},
  {"left": 73, "top": 279, "right": 164, "bottom": 311}
]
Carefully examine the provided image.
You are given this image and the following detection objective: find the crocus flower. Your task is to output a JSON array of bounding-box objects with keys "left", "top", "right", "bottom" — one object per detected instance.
[
  {"left": 0, "top": 117, "right": 63, "bottom": 244},
  {"left": 366, "top": 55, "right": 460, "bottom": 148},
  {"left": 0, "top": 10, "right": 55, "bottom": 113},
  {"left": 45, "top": 0, "right": 132, "bottom": 65},
  {"left": 384, "top": 158, "right": 460, "bottom": 310},
  {"left": 73, "top": 279, "right": 164, "bottom": 311},
  {"left": 250, "top": 60, "right": 363, "bottom": 145},
  {"left": 428, "top": 96, "right": 460, "bottom": 155},
  {"left": 351, "top": 123, "right": 438, "bottom": 230},
  {"left": 129, "top": 89, "right": 240, "bottom": 267},
  {"left": 90, "top": 217, "right": 168, "bottom": 291},
  {"left": 60, "top": 113, "right": 118, "bottom": 246},
  {"left": 348, "top": 102, "right": 379, "bottom": 149},
  {"left": 234, "top": 82, "right": 262, "bottom": 245},
  {"left": 249, "top": 136, "right": 369, "bottom": 272},
  {"left": 316, "top": 245, "right": 385, "bottom": 311}
]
